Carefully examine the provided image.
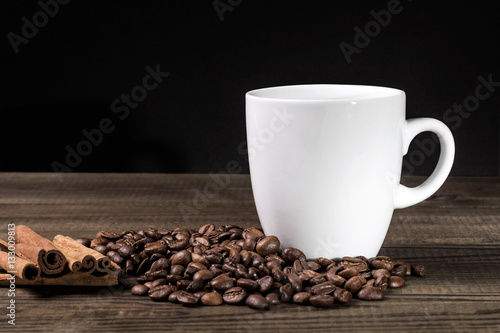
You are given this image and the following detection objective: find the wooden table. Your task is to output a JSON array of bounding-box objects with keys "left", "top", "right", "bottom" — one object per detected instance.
[{"left": 0, "top": 173, "right": 499, "bottom": 332}]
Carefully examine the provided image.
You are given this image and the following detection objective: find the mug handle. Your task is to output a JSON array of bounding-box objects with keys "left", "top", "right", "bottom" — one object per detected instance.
[{"left": 394, "top": 118, "right": 455, "bottom": 209}]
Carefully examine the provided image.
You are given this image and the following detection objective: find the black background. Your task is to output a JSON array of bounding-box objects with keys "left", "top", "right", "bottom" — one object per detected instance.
[{"left": 1, "top": 0, "right": 499, "bottom": 176}]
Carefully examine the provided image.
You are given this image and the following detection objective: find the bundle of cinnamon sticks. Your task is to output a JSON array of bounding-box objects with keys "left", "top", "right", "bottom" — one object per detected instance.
[{"left": 0, "top": 225, "right": 119, "bottom": 286}]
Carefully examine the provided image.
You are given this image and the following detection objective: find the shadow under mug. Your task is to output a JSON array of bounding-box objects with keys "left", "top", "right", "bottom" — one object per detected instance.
[{"left": 246, "top": 84, "right": 455, "bottom": 259}]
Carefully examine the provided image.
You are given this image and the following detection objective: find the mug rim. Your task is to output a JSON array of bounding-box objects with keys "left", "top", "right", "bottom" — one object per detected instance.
[{"left": 246, "top": 84, "right": 404, "bottom": 102}]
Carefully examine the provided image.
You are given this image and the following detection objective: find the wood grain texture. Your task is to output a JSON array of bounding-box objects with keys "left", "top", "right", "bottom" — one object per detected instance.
[{"left": 0, "top": 173, "right": 499, "bottom": 332}]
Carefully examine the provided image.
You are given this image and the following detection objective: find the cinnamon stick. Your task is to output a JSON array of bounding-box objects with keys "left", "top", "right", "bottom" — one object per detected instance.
[
  {"left": 0, "top": 243, "right": 41, "bottom": 281},
  {"left": 52, "top": 236, "right": 96, "bottom": 274},
  {"left": 14, "top": 225, "right": 67, "bottom": 275},
  {"left": 53, "top": 235, "right": 121, "bottom": 275}
]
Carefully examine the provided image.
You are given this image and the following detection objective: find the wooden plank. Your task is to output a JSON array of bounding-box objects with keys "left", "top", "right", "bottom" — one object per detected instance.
[
  {"left": 0, "top": 173, "right": 499, "bottom": 332},
  {"left": 0, "top": 272, "right": 118, "bottom": 286}
]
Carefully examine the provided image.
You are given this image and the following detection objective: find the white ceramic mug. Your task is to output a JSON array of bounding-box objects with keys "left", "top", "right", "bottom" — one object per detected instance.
[{"left": 246, "top": 84, "right": 455, "bottom": 259}]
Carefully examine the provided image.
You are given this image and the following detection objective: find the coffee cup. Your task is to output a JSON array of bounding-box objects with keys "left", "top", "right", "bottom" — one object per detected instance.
[{"left": 246, "top": 84, "right": 454, "bottom": 258}]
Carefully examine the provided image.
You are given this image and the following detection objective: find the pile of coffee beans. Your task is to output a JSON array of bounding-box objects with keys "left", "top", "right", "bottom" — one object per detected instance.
[{"left": 77, "top": 224, "right": 425, "bottom": 310}]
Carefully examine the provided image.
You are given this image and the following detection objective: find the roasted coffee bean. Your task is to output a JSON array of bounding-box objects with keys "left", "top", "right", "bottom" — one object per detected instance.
[
  {"left": 131, "top": 284, "right": 149, "bottom": 296},
  {"left": 168, "top": 290, "right": 182, "bottom": 303},
  {"left": 149, "top": 253, "right": 165, "bottom": 262},
  {"left": 188, "top": 262, "right": 208, "bottom": 273},
  {"left": 125, "top": 259, "right": 135, "bottom": 274},
  {"left": 239, "top": 250, "right": 252, "bottom": 267},
  {"left": 223, "top": 263, "right": 237, "bottom": 274},
  {"left": 93, "top": 245, "right": 108, "bottom": 255},
  {"left": 281, "top": 248, "right": 306, "bottom": 264},
  {"left": 144, "top": 229, "right": 159, "bottom": 240},
  {"left": 252, "top": 255, "right": 265, "bottom": 268},
  {"left": 293, "top": 259, "right": 305, "bottom": 273},
  {"left": 341, "top": 256, "right": 369, "bottom": 272},
  {"left": 75, "top": 237, "right": 91, "bottom": 248},
  {"left": 116, "top": 244, "right": 132, "bottom": 258},
  {"left": 201, "top": 292, "right": 223, "bottom": 306},
  {"left": 345, "top": 276, "right": 365, "bottom": 293},
  {"left": 168, "top": 238, "right": 189, "bottom": 251},
  {"left": 186, "top": 278, "right": 204, "bottom": 292},
  {"left": 106, "top": 251, "right": 124, "bottom": 265},
  {"left": 150, "top": 257, "right": 170, "bottom": 272},
  {"left": 292, "top": 292, "right": 312, "bottom": 304},
  {"left": 266, "top": 260, "right": 282, "bottom": 271},
  {"left": 388, "top": 275, "right": 405, "bottom": 288},
  {"left": 149, "top": 270, "right": 168, "bottom": 280},
  {"left": 309, "top": 274, "right": 328, "bottom": 285},
  {"left": 364, "top": 279, "right": 375, "bottom": 288},
  {"left": 243, "top": 238, "right": 256, "bottom": 252},
  {"left": 360, "top": 271, "right": 372, "bottom": 280},
  {"left": 272, "top": 267, "right": 284, "bottom": 282},
  {"left": 370, "top": 256, "right": 394, "bottom": 271},
  {"left": 301, "top": 269, "right": 320, "bottom": 280},
  {"left": 229, "top": 248, "right": 241, "bottom": 264},
  {"left": 257, "top": 276, "right": 273, "bottom": 294},
  {"left": 223, "top": 287, "right": 247, "bottom": 304},
  {"left": 357, "top": 286, "right": 384, "bottom": 301},
  {"left": 167, "top": 274, "right": 183, "bottom": 284},
  {"left": 286, "top": 273, "right": 303, "bottom": 293},
  {"left": 316, "top": 257, "right": 334, "bottom": 267},
  {"left": 91, "top": 237, "right": 109, "bottom": 248},
  {"left": 137, "top": 272, "right": 155, "bottom": 284},
  {"left": 169, "top": 264, "right": 185, "bottom": 276},
  {"left": 151, "top": 278, "right": 167, "bottom": 288},
  {"left": 193, "top": 269, "right": 215, "bottom": 282},
  {"left": 391, "top": 265, "right": 407, "bottom": 277},
  {"left": 209, "top": 264, "right": 224, "bottom": 277},
  {"left": 272, "top": 281, "right": 283, "bottom": 289},
  {"left": 280, "top": 283, "right": 293, "bottom": 303},
  {"left": 144, "top": 241, "right": 167, "bottom": 256},
  {"left": 338, "top": 267, "right": 359, "bottom": 279},
  {"left": 98, "top": 231, "right": 120, "bottom": 240},
  {"left": 372, "top": 269, "right": 391, "bottom": 279},
  {"left": 248, "top": 267, "right": 260, "bottom": 280},
  {"left": 193, "top": 290, "right": 208, "bottom": 299},
  {"left": 156, "top": 228, "right": 171, "bottom": 237},
  {"left": 106, "top": 241, "right": 121, "bottom": 251},
  {"left": 242, "top": 227, "right": 265, "bottom": 241},
  {"left": 325, "top": 273, "right": 346, "bottom": 287},
  {"left": 265, "top": 292, "right": 280, "bottom": 305},
  {"left": 306, "top": 261, "right": 321, "bottom": 271},
  {"left": 211, "top": 275, "right": 234, "bottom": 290},
  {"left": 199, "top": 224, "right": 215, "bottom": 235},
  {"left": 204, "top": 252, "right": 223, "bottom": 265},
  {"left": 374, "top": 275, "right": 388, "bottom": 292},
  {"left": 283, "top": 266, "right": 299, "bottom": 277},
  {"left": 235, "top": 265, "right": 250, "bottom": 279},
  {"left": 176, "top": 291, "right": 199, "bottom": 306},
  {"left": 326, "top": 264, "right": 343, "bottom": 275},
  {"left": 194, "top": 236, "right": 210, "bottom": 247},
  {"left": 170, "top": 250, "right": 192, "bottom": 266},
  {"left": 255, "top": 236, "right": 280, "bottom": 256},
  {"left": 265, "top": 254, "right": 285, "bottom": 265},
  {"left": 412, "top": 264, "right": 426, "bottom": 277},
  {"left": 237, "top": 278, "right": 259, "bottom": 291},
  {"left": 309, "top": 294, "right": 334, "bottom": 307},
  {"left": 246, "top": 294, "right": 270, "bottom": 310},
  {"left": 148, "top": 285, "right": 176, "bottom": 301},
  {"left": 333, "top": 288, "right": 352, "bottom": 304},
  {"left": 311, "top": 281, "right": 335, "bottom": 295},
  {"left": 176, "top": 279, "right": 191, "bottom": 290}
]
